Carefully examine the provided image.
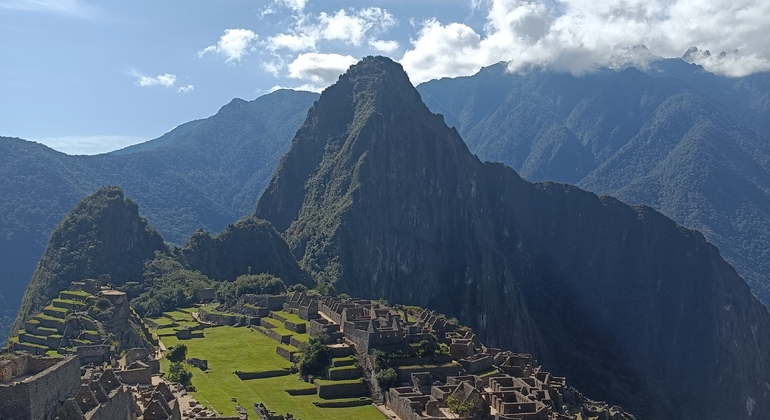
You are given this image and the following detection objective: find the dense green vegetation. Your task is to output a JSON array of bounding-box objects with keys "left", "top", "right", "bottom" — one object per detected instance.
[
  {"left": 255, "top": 56, "right": 770, "bottom": 420},
  {"left": 156, "top": 310, "right": 383, "bottom": 419},
  {"left": 0, "top": 89, "right": 317, "bottom": 343},
  {"left": 11, "top": 187, "right": 166, "bottom": 336},
  {"left": 417, "top": 61, "right": 770, "bottom": 305},
  {"left": 130, "top": 256, "right": 218, "bottom": 318}
]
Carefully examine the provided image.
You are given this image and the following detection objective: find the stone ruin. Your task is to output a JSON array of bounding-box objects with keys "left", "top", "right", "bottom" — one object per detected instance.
[
  {"left": 254, "top": 402, "right": 296, "bottom": 420},
  {"left": 385, "top": 355, "right": 636, "bottom": 420}
]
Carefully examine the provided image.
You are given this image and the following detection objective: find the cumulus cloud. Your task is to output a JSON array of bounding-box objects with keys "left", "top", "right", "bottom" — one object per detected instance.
[
  {"left": 275, "top": 0, "right": 306, "bottom": 12},
  {"left": 134, "top": 72, "right": 176, "bottom": 88},
  {"left": 287, "top": 52, "right": 357, "bottom": 91},
  {"left": 199, "top": 28, "right": 258, "bottom": 63},
  {"left": 177, "top": 84, "right": 194, "bottom": 93},
  {"left": 369, "top": 39, "right": 399, "bottom": 53},
  {"left": 400, "top": 0, "right": 770, "bottom": 82},
  {"left": 266, "top": 7, "right": 398, "bottom": 52}
]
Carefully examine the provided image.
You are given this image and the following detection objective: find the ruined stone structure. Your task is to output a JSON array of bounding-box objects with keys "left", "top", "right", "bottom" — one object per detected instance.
[
  {"left": 0, "top": 355, "right": 81, "bottom": 420},
  {"left": 195, "top": 288, "right": 217, "bottom": 303},
  {"left": 385, "top": 358, "right": 635, "bottom": 420},
  {"left": 0, "top": 348, "right": 182, "bottom": 420},
  {"left": 135, "top": 381, "right": 181, "bottom": 420},
  {"left": 55, "top": 368, "right": 136, "bottom": 420},
  {"left": 77, "top": 344, "right": 113, "bottom": 366}
]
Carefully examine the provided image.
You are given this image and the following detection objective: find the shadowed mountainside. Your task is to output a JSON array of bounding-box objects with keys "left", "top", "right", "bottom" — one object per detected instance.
[
  {"left": 0, "top": 89, "right": 316, "bottom": 342},
  {"left": 11, "top": 187, "right": 167, "bottom": 334},
  {"left": 417, "top": 61, "right": 770, "bottom": 305},
  {"left": 256, "top": 56, "right": 770, "bottom": 419}
]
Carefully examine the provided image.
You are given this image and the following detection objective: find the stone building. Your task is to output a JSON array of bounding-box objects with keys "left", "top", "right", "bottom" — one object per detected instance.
[{"left": 0, "top": 355, "right": 81, "bottom": 420}]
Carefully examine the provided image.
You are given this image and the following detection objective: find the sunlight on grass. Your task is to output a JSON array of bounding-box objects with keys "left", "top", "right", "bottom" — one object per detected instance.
[{"left": 156, "top": 309, "right": 384, "bottom": 419}]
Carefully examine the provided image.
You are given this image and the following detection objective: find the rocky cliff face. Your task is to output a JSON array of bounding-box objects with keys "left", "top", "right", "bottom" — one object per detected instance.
[
  {"left": 256, "top": 56, "right": 770, "bottom": 419},
  {"left": 12, "top": 186, "right": 167, "bottom": 334}
]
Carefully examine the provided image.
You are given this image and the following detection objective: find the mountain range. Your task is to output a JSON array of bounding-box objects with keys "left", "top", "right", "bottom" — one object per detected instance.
[
  {"left": 255, "top": 56, "right": 770, "bottom": 419},
  {"left": 419, "top": 59, "right": 770, "bottom": 304},
  {"left": 8, "top": 56, "right": 770, "bottom": 419},
  {"left": 0, "top": 89, "right": 316, "bottom": 340}
]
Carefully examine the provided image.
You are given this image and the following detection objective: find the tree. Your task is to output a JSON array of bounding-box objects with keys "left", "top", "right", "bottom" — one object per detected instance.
[
  {"left": 375, "top": 367, "right": 398, "bottom": 389},
  {"left": 298, "top": 336, "right": 330, "bottom": 376},
  {"left": 168, "top": 361, "right": 192, "bottom": 387},
  {"left": 166, "top": 344, "right": 188, "bottom": 363},
  {"left": 446, "top": 392, "right": 483, "bottom": 419}
]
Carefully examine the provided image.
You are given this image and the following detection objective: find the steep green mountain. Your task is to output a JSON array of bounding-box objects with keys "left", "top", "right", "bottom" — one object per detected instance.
[
  {"left": 177, "top": 215, "right": 312, "bottom": 285},
  {"left": 416, "top": 63, "right": 770, "bottom": 305},
  {"left": 11, "top": 186, "right": 167, "bottom": 334},
  {"left": 256, "top": 56, "right": 770, "bottom": 419},
  {"left": 0, "top": 89, "right": 317, "bottom": 342}
]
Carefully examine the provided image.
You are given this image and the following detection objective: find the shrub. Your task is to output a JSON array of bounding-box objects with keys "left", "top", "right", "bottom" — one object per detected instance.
[
  {"left": 375, "top": 367, "right": 398, "bottom": 389},
  {"left": 298, "top": 336, "right": 330, "bottom": 376},
  {"left": 168, "top": 361, "right": 192, "bottom": 387},
  {"left": 166, "top": 344, "right": 188, "bottom": 363},
  {"left": 95, "top": 298, "right": 112, "bottom": 311}
]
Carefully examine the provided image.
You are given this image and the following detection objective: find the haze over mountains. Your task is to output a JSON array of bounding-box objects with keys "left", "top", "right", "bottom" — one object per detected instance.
[
  {"left": 6, "top": 55, "right": 770, "bottom": 419},
  {"left": 254, "top": 56, "right": 770, "bottom": 419},
  {"left": 419, "top": 58, "right": 770, "bottom": 304},
  {"left": 2, "top": 54, "right": 769, "bottom": 371},
  {"left": 0, "top": 90, "right": 316, "bottom": 340}
]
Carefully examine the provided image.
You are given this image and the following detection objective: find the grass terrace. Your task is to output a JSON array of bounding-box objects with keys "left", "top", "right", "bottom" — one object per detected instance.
[{"left": 154, "top": 309, "right": 383, "bottom": 419}]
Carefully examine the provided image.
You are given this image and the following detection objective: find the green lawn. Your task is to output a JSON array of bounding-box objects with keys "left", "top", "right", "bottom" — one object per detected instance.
[
  {"left": 273, "top": 311, "right": 306, "bottom": 325},
  {"left": 159, "top": 322, "right": 383, "bottom": 419}
]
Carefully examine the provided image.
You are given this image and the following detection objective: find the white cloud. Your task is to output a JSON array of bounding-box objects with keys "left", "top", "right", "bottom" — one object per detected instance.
[
  {"left": 261, "top": 59, "right": 286, "bottom": 77},
  {"left": 134, "top": 72, "right": 176, "bottom": 88},
  {"left": 268, "top": 33, "right": 316, "bottom": 52},
  {"left": 369, "top": 39, "right": 399, "bottom": 53},
  {"left": 178, "top": 84, "right": 194, "bottom": 93},
  {"left": 682, "top": 47, "right": 770, "bottom": 77},
  {"left": 199, "top": 28, "right": 258, "bottom": 63},
  {"left": 400, "top": 0, "right": 770, "bottom": 82},
  {"left": 287, "top": 52, "right": 357, "bottom": 91},
  {"left": 275, "top": 0, "right": 306, "bottom": 12},
  {"left": 401, "top": 20, "right": 485, "bottom": 83},
  {"left": 266, "top": 7, "right": 398, "bottom": 53}
]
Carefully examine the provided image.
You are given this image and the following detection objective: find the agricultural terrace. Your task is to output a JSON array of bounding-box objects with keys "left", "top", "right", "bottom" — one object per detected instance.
[{"left": 152, "top": 308, "right": 384, "bottom": 419}]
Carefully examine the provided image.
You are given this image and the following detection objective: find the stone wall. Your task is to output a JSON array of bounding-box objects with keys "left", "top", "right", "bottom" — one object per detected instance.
[
  {"left": 284, "top": 320, "right": 307, "bottom": 333},
  {"left": 123, "top": 348, "right": 149, "bottom": 366},
  {"left": 243, "top": 294, "right": 288, "bottom": 311},
  {"left": 458, "top": 354, "right": 493, "bottom": 374},
  {"left": 198, "top": 309, "right": 239, "bottom": 326},
  {"left": 315, "top": 380, "right": 368, "bottom": 399},
  {"left": 234, "top": 369, "right": 291, "bottom": 380},
  {"left": 116, "top": 366, "right": 152, "bottom": 384},
  {"left": 252, "top": 325, "right": 291, "bottom": 344},
  {"left": 0, "top": 354, "right": 61, "bottom": 383},
  {"left": 276, "top": 346, "right": 300, "bottom": 363},
  {"left": 0, "top": 355, "right": 80, "bottom": 420},
  {"left": 396, "top": 363, "right": 465, "bottom": 383},
  {"left": 88, "top": 386, "right": 134, "bottom": 420}
]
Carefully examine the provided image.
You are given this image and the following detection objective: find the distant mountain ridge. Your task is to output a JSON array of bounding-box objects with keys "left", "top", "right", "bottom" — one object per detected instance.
[
  {"left": 417, "top": 60, "right": 770, "bottom": 304},
  {"left": 256, "top": 56, "right": 770, "bottom": 419},
  {"left": 0, "top": 89, "right": 317, "bottom": 342}
]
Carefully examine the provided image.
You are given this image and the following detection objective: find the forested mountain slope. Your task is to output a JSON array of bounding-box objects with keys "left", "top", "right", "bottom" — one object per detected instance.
[
  {"left": 417, "top": 61, "right": 770, "bottom": 305},
  {"left": 257, "top": 56, "right": 770, "bottom": 420},
  {"left": 0, "top": 89, "right": 316, "bottom": 342}
]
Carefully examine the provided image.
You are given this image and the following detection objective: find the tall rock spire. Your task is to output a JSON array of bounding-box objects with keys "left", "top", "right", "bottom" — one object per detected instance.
[{"left": 255, "top": 56, "right": 770, "bottom": 419}]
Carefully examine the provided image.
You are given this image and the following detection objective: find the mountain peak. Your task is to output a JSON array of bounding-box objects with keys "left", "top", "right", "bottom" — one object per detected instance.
[{"left": 256, "top": 55, "right": 472, "bottom": 232}]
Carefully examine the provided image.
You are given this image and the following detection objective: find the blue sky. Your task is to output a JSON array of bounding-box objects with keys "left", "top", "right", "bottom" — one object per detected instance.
[{"left": 2, "top": 0, "right": 769, "bottom": 154}]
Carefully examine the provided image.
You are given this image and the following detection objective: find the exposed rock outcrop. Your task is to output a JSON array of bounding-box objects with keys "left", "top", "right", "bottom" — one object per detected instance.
[{"left": 256, "top": 56, "right": 770, "bottom": 419}]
